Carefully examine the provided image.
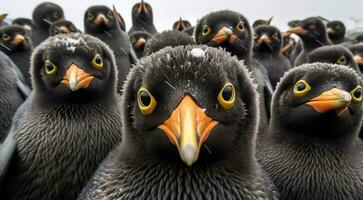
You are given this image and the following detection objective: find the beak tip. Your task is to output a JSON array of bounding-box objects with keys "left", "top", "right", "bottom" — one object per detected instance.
[{"left": 181, "top": 144, "right": 197, "bottom": 166}]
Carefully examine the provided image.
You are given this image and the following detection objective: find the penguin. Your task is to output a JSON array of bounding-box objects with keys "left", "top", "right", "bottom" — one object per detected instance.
[
  {"left": 78, "top": 45, "right": 279, "bottom": 200},
  {"left": 12, "top": 18, "right": 34, "bottom": 32},
  {"left": 195, "top": 10, "right": 273, "bottom": 137},
  {"left": 0, "top": 25, "right": 33, "bottom": 86},
  {"left": 84, "top": 5, "right": 138, "bottom": 93},
  {"left": 257, "top": 63, "right": 363, "bottom": 200},
  {"left": 49, "top": 19, "right": 79, "bottom": 36},
  {"left": 349, "top": 43, "right": 363, "bottom": 73},
  {"left": 129, "top": 31, "right": 151, "bottom": 58},
  {"left": 0, "top": 13, "right": 8, "bottom": 28},
  {"left": 128, "top": 0, "right": 157, "bottom": 35},
  {"left": 0, "top": 33, "right": 123, "bottom": 200},
  {"left": 252, "top": 16, "right": 273, "bottom": 29},
  {"left": 143, "top": 30, "right": 195, "bottom": 56},
  {"left": 327, "top": 20, "right": 346, "bottom": 44},
  {"left": 31, "top": 2, "right": 64, "bottom": 47},
  {"left": 306, "top": 45, "right": 360, "bottom": 72},
  {"left": 173, "top": 17, "right": 192, "bottom": 31},
  {"left": 253, "top": 25, "right": 292, "bottom": 89},
  {"left": 286, "top": 17, "right": 332, "bottom": 66}
]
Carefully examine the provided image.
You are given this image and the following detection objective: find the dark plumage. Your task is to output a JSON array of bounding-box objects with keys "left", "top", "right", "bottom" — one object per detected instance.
[
  {"left": 0, "top": 33, "right": 123, "bottom": 200},
  {"left": 31, "top": 2, "right": 64, "bottom": 47},
  {"left": 79, "top": 45, "right": 278, "bottom": 199},
  {"left": 257, "top": 63, "right": 363, "bottom": 200},
  {"left": 143, "top": 30, "right": 195, "bottom": 56},
  {"left": 252, "top": 17, "right": 273, "bottom": 29},
  {"left": 12, "top": 18, "right": 34, "bottom": 32},
  {"left": 353, "top": 34, "right": 363, "bottom": 44},
  {"left": 0, "top": 25, "right": 33, "bottom": 86},
  {"left": 327, "top": 20, "right": 346, "bottom": 44},
  {"left": 49, "top": 19, "right": 79, "bottom": 36},
  {"left": 253, "top": 25, "right": 292, "bottom": 89},
  {"left": 173, "top": 17, "right": 192, "bottom": 31},
  {"left": 84, "top": 5, "right": 137, "bottom": 93},
  {"left": 128, "top": 0, "right": 157, "bottom": 34},
  {"left": 182, "top": 26, "right": 195, "bottom": 36},
  {"left": 129, "top": 31, "right": 151, "bottom": 58},
  {"left": 349, "top": 43, "right": 363, "bottom": 73}
]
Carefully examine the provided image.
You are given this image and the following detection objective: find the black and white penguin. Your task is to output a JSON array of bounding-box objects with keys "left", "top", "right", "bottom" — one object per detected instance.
[
  {"left": 253, "top": 25, "right": 292, "bottom": 89},
  {"left": 327, "top": 20, "right": 346, "bottom": 44},
  {"left": 0, "top": 25, "right": 33, "bottom": 86},
  {"left": 12, "top": 18, "right": 34, "bottom": 32},
  {"left": 31, "top": 2, "right": 64, "bottom": 47},
  {"left": 0, "top": 33, "right": 123, "bottom": 200},
  {"left": 173, "top": 17, "right": 192, "bottom": 31},
  {"left": 257, "top": 63, "right": 363, "bottom": 200},
  {"left": 49, "top": 19, "right": 79, "bottom": 36},
  {"left": 349, "top": 43, "right": 363, "bottom": 73},
  {"left": 128, "top": 0, "right": 157, "bottom": 35},
  {"left": 79, "top": 45, "right": 278, "bottom": 200},
  {"left": 129, "top": 30, "right": 151, "bottom": 58}
]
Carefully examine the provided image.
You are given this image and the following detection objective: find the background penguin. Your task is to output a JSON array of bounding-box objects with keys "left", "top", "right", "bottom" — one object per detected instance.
[
  {"left": 0, "top": 33, "right": 123, "bottom": 200},
  {"left": 286, "top": 17, "right": 332, "bottom": 66},
  {"left": 253, "top": 25, "right": 292, "bottom": 89},
  {"left": 281, "top": 34, "right": 296, "bottom": 60},
  {"left": 49, "top": 19, "right": 79, "bottom": 36},
  {"left": 194, "top": 10, "right": 273, "bottom": 137},
  {"left": 79, "top": 45, "right": 278, "bottom": 200},
  {"left": 0, "top": 25, "right": 33, "bottom": 86},
  {"left": 349, "top": 43, "right": 363, "bottom": 73},
  {"left": 128, "top": 0, "right": 157, "bottom": 35},
  {"left": 143, "top": 30, "right": 195, "bottom": 56},
  {"left": 306, "top": 45, "right": 360, "bottom": 72},
  {"left": 31, "top": 2, "right": 64, "bottom": 47},
  {"left": 327, "top": 20, "right": 346, "bottom": 44},
  {"left": 257, "top": 63, "right": 363, "bottom": 199},
  {"left": 12, "top": 18, "right": 34, "bottom": 32},
  {"left": 252, "top": 16, "right": 273, "bottom": 29},
  {"left": 352, "top": 34, "right": 363, "bottom": 44},
  {"left": 84, "top": 5, "right": 137, "bottom": 93},
  {"left": 129, "top": 30, "right": 151, "bottom": 58},
  {"left": 0, "top": 14, "right": 8, "bottom": 28},
  {"left": 173, "top": 17, "right": 192, "bottom": 31}
]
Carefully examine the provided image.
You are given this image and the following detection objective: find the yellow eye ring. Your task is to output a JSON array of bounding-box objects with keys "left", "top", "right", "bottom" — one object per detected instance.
[
  {"left": 236, "top": 21, "right": 245, "bottom": 33},
  {"left": 309, "top": 23, "right": 316, "bottom": 29},
  {"left": 107, "top": 11, "right": 114, "bottom": 19},
  {"left": 137, "top": 87, "right": 157, "bottom": 115},
  {"left": 2, "top": 33, "right": 11, "bottom": 41},
  {"left": 350, "top": 85, "right": 362, "bottom": 102},
  {"left": 44, "top": 60, "right": 58, "bottom": 77},
  {"left": 87, "top": 13, "right": 94, "bottom": 21},
  {"left": 294, "top": 80, "right": 311, "bottom": 96},
  {"left": 218, "top": 83, "right": 236, "bottom": 109},
  {"left": 91, "top": 53, "right": 103, "bottom": 70},
  {"left": 202, "top": 25, "right": 211, "bottom": 36},
  {"left": 336, "top": 55, "right": 347, "bottom": 65}
]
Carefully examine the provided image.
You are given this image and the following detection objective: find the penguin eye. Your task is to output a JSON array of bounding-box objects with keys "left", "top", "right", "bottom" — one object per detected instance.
[
  {"left": 91, "top": 53, "right": 103, "bottom": 70},
  {"left": 294, "top": 80, "right": 311, "bottom": 97},
  {"left": 272, "top": 32, "right": 279, "bottom": 40},
  {"left": 52, "top": 12, "right": 60, "bottom": 20},
  {"left": 44, "top": 60, "right": 58, "bottom": 77},
  {"left": 309, "top": 23, "right": 316, "bottom": 29},
  {"left": 69, "top": 25, "right": 76, "bottom": 32},
  {"left": 253, "top": 33, "right": 258, "bottom": 39},
  {"left": 236, "top": 21, "right": 245, "bottom": 33},
  {"left": 137, "top": 87, "right": 157, "bottom": 115},
  {"left": 218, "top": 83, "right": 236, "bottom": 109},
  {"left": 350, "top": 85, "right": 362, "bottom": 102},
  {"left": 87, "top": 13, "right": 94, "bottom": 21},
  {"left": 335, "top": 25, "right": 341, "bottom": 30},
  {"left": 202, "top": 25, "right": 211, "bottom": 36},
  {"left": 2, "top": 33, "right": 11, "bottom": 41},
  {"left": 131, "top": 37, "right": 136, "bottom": 44},
  {"left": 53, "top": 27, "right": 59, "bottom": 34},
  {"left": 107, "top": 11, "right": 114, "bottom": 19},
  {"left": 336, "top": 55, "right": 347, "bottom": 65}
]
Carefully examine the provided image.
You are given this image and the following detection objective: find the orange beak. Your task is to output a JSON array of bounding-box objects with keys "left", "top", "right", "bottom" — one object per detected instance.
[
  {"left": 138, "top": 0, "right": 149, "bottom": 14},
  {"left": 287, "top": 26, "right": 307, "bottom": 36},
  {"left": 134, "top": 38, "right": 146, "bottom": 48},
  {"left": 0, "top": 13, "right": 7, "bottom": 23},
  {"left": 94, "top": 14, "right": 109, "bottom": 25},
  {"left": 281, "top": 41, "right": 294, "bottom": 54},
  {"left": 11, "top": 34, "right": 25, "bottom": 46},
  {"left": 353, "top": 55, "right": 363, "bottom": 65},
  {"left": 212, "top": 27, "right": 237, "bottom": 45},
  {"left": 327, "top": 28, "right": 335, "bottom": 34},
  {"left": 306, "top": 88, "right": 351, "bottom": 116},
  {"left": 61, "top": 64, "right": 94, "bottom": 91},
  {"left": 57, "top": 26, "right": 71, "bottom": 34},
  {"left": 158, "top": 95, "right": 218, "bottom": 166},
  {"left": 257, "top": 34, "right": 271, "bottom": 45},
  {"left": 176, "top": 17, "right": 186, "bottom": 31}
]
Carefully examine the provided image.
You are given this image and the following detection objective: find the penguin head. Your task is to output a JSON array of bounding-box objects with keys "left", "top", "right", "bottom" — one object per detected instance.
[
  {"left": 0, "top": 25, "right": 32, "bottom": 53},
  {"left": 349, "top": 43, "right": 363, "bottom": 72},
  {"left": 173, "top": 18, "right": 192, "bottom": 31},
  {"left": 281, "top": 34, "right": 296, "bottom": 57},
  {"left": 131, "top": 0, "right": 153, "bottom": 23},
  {"left": 84, "top": 5, "right": 116, "bottom": 33},
  {"left": 49, "top": 20, "right": 79, "bottom": 36},
  {"left": 253, "top": 25, "right": 282, "bottom": 53},
  {"left": 252, "top": 16, "right": 273, "bottom": 29},
  {"left": 327, "top": 20, "right": 346, "bottom": 42},
  {"left": 32, "top": 2, "right": 64, "bottom": 29},
  {"left": 12, "top": 18, "right": 34, "bottom": 32},
  {"left": 307, "top": 45, "right": 359, "bottom": 71},
  {"left": 195, "top": 10, "right": 252, "bottom": 59},
  {"left": 31, "top": 33, "right": 117, "bottom": 102},
  {"left": 272, "top": 63, "right": 363, "bottom": 138},
  {"left": 129, "top": 31, "right": 151, "bottom": 52},
  {"left": 122, "top": 46, "right": 259, "bottom": 166}
]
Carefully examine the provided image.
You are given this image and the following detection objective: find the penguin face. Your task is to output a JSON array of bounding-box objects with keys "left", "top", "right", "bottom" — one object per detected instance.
[
  {"left": 349, "top": 44, "right": 363, "bottom": 71},
  {"left": 173, "top": 18, "right": 192, "bottom": 31},
  {"left": 84, "top": 6, "right": 116, "bottom": 33},
  {"left": 327, "top": 21, "right": 346, "bottom": 41},
  {"left": 50, "top": 20, "right": 78, "bottom": 36},
  {"left": 0, "top": 25, "right": 31, "bottom": 53},
  {"left": 195, "top": 10, "right": 252, "bottom": 58},
  {"left": 131, "top": 0, "right": 153, "bottom": 22},
  {"left": 272, "top": 63, "right": 363, "bottom": 138},
  {"left": 253, "top": 25, "right": 282, "bottom": 52},
  {"left": 129, "top": 31, "right": 151, "bottom": 51},
  {"left": 307, "top": 45, "right": 359, "bottom": 71},
  {"left": 31, "top": 33, "right": 116, "bottom": 101},
  {"left": 32, "top": 2, "right": 64, "bottom": 29},
  {"left": 123, "top": 46, "right": 258, "bottom": 166},
  {"left": 12, "top": 18, "right": 34, "bottom": 32},
  {"left": 287, "top": 17, "right": 327, "bottom": 44}
]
